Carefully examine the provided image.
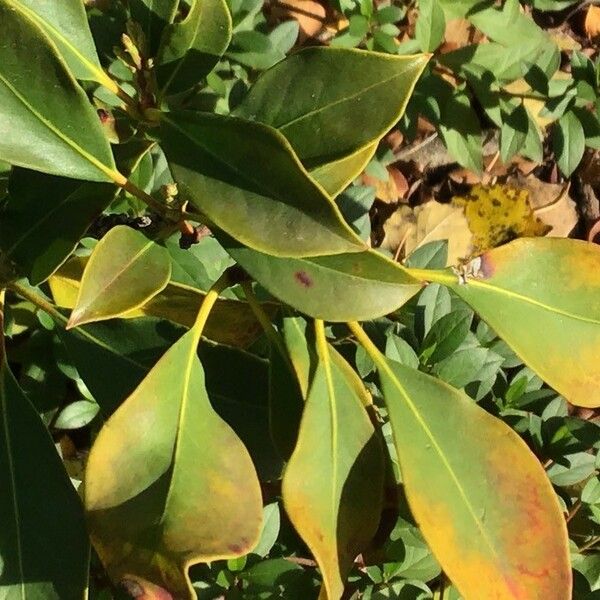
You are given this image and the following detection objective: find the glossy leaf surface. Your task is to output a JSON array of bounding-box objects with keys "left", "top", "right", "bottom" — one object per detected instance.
[
  {"left": 67, "top": 226, "right": 171, "bottom": 328},
  {"left": 157, "top": 111, "right": 364, "bottom": 257},
  {"left": 439, "top": 238, "right": 600, "bottom": 408},
  {"left": 372, "top": 352, "right": 571, "bottom": 599},
  {"left": 236, "top": 48, "right": 429, "bottom": 168},
  {"left": 283, "top": 331, "right": 383, "bottom": 600},
  {"left": 85, "top": 326, "right": 263, "bottom": 598},
  {"left": 0, "top": 313, "right": 89, "bottom": 597},
  {"left": 157, "top": 0, "right": 232, "bottom": 96},
  {"left": 0, "top": 0, "right": 116, "bottom": 181},
  {"left": 0, "top": 170, "right": 116, "bottom": 285},
  {"left": 223, "top": 237, "right": 421, "bottom": 321},
  {"left": 10, "top": 0, "right": 103, "bottom": 81}
]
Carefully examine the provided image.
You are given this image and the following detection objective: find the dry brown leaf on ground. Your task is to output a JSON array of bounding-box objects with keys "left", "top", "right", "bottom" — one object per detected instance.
[
  {"left": 409, "top": 201, "right": 473, "bottom": 264},
  {"left": 440, "top": 18, "right": 472, "bottom": 52},
  {"left": 510, "top": 175, "right": 578, "bottom": 238},
  {"left": 381, "top": 201, "right": 473, "bottom": 265},
  {"left": 363, "top": 166, "right": 409, "bottom": 203},
  {"left": 585, "top": 5, "right": 600, "bottom": 39},
  {"left": 270, "top": 0, "right": 327, "bottom": 41},
  {"left": 503, "top": 73, "right": 571, "bottom": 130},
  {"left": 380, "top": 204, "right": 415, "bottom": 253}
]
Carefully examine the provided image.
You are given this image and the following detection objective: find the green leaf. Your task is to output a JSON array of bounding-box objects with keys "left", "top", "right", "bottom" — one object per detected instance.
[
  {"left": 85, "top": 325, "right": 263, "bottom": 598},
  {"left": 310, "top": 142, "right": 377, "bottom": 198},
  {"left": 10, "top": 0, "right": 104, "bottom": 82},
  {"left": 235, "top": 48, "right": 429, "bottom": 168},
  {"left": 156, "top": 0, "right": 232, "bottom": 96},
  {"left": 0, "top": 331, "right": 89, "bottom": 597},
  {"left": 54, "top": 399, "right": 100, "bottom": 429},
  {"left": 435, "top": 238, "right": 600, "bottom": 408},
  {"left": 0, "top": 170, "right": 116, "bottom": 285},
  {"left": 439, "top": 91, "right": 482, "bottom": 173},
  {"left": 553, "top": 110, "right": 585, "bottom": 176},
  {"left": 420, "top": 310, "right": 472, "bottom": 364},
  {"left": 415, "top": 0, "right": 445, "bottom": 52},
  {"left": 0, "top": 0, "right": 117, "bottom": 181},
  {"left": 67, "top": 226, "right": 171, "bottom": 328},
  {"left": 157, "top": 111, "right": 365, "bottom": 257},
  {"left": 366, "top": 347, "right": 571, "bottom": 599},
  {"left": 283, "top": 327, "right": 384, "bottom": 600},
  {"left": 500, "top": 103, "right": 528, "bottom": 164},
  {"left": 129, "top": 0, "right": 179, "bottom": 56},
  {"left": 547, "top": 452, "right": 597, "bottom": 487},
  {"left": 221, "top": 236, "right": 422, "bottom": 321}
]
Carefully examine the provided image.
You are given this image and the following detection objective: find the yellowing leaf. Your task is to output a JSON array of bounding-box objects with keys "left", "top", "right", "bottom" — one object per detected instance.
[
  {"left": 438, "top": 238, "right": 600, "bottom": 408},
  {"left": 67, "top": 226, "right": 171, "bottom": 328},
  {"left": 351, "top": 324, "right": 571, "bottom": 600},
  {"left": 85, "top": 325, "right": 263, "bottom": 598},
  {"left": 283, "top": 325, "right": 383, "bottom": 600},
  {"left": 585, "top": 5, "right": 600, "bottom": 39},
  {"left": 453, "top": 183, "right": 549, "bottom": 255}
]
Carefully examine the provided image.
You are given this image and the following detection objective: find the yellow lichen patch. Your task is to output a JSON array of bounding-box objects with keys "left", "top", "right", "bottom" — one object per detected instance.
[{"left": 453, "top": 184, "right": 550, "bottom": 255}]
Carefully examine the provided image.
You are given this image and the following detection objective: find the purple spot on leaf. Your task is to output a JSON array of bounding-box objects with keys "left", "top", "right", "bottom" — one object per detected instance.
[{"left": 294, "top": 271, "right": 312, "bottom": 288}]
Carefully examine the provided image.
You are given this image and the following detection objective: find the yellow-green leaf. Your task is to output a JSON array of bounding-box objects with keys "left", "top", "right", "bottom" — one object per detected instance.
[
  {"left": 428, "top": 238, "right": 600, "bottom": 408},
  {"left": 50, "top": 257, "right": 277, "bottom": 348},
  {"left": 223, "top": 237, "right": 422, "bottom": 321},
  {"left": 67, "top": 226, "right": 171, "bottom": 328},
  {"left": 85, "top": 325, "right": 263, "bottom": 598},
  {"left": 358, "top": 331, "right": 571, "bottom": 599},
  {"left": 310, "top": 142, "right": 377, "bottom": 198},
  {"left": 283, "top": 325, "right": 384, "bottom": 599}
]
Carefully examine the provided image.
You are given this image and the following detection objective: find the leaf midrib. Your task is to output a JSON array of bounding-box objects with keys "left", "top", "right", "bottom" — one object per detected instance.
[{"left": 467, "top": 278, "right": 600, "bottom": 325}]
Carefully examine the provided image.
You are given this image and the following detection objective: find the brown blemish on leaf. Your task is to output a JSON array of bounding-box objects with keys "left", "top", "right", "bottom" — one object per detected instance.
[
  {"left": 479, "top": 254, "right": 495, "bottom": 278},
  {"left": 120, "top": 577, "right": 174, "bottom": 600},
  {"left": 228, "top": 543, "right": 242, "bottom": 554},
  {"left": 294, "top": 271, "right": 313, "bottom": 288},
  {"left": 121, "top": 578, "right": 144, "bottom": 598}
]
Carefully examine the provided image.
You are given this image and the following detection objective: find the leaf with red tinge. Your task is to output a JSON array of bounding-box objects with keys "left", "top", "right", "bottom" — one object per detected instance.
[
  {"left": 438, "top": 238, "right": 600, "bottom": 408},
  {"left": 85, "top": 325, "right": 263, "bottom": 599},
  {"left": 366, "top": 344, "right": 571, "bottom": 599}
]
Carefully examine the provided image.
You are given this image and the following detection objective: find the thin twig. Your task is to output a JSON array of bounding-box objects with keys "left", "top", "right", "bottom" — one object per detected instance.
[{"left": 393, "top": 132, "right": 438, "bottom": 162}]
